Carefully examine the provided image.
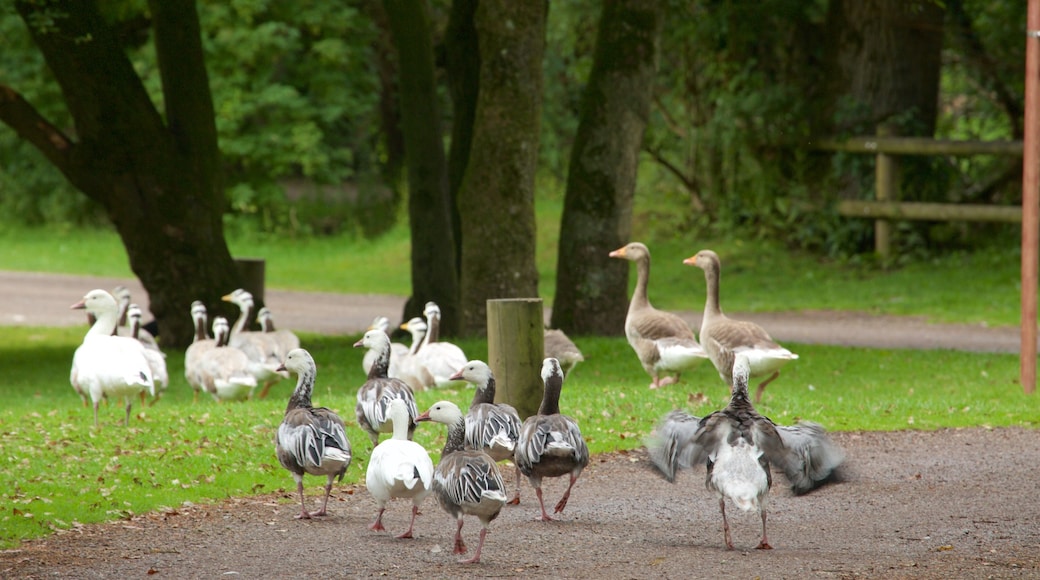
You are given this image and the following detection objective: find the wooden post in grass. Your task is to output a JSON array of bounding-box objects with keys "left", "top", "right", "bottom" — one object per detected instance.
[
  {"left": 487, "top": 298, "right": 544, "bottom": 419},
  {"left": 874, "top": 124, "right": 899, "bottom": 262}
]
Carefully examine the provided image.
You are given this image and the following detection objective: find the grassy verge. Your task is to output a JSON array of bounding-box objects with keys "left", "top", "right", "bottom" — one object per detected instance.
[{"left": 1, "top": 326, "right": 1033, "bottom": 549}]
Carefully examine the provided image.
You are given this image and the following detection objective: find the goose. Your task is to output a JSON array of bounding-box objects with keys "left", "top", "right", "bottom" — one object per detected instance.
[
  {"left": 415, "top": 400, "right": 507, "bottom": 564},
  {"left": 685, "top": 249, "right": 798, "bottom": 403},
  {"left": 256, "top": 306, "right": 301, "bottom": 359},
  {"left": 646, "top": 352, "right": 844, "bottom": 550},
  {"left": 514, "top": 358, "right": 590, "bottom": 521},
  {"left": 274, "top": 348, "right": 352, "bottom": 519},
  {"left": 69, "top": 289, "right": 155, "bottom": 427},
  {"left": 126, "top": 303, "right": 168, "bottom": 405},
  {"left": 395, "top": 317, "right": 436, "bottom": 391},
  {"left": 411, "top": 302, "right": 467, "bottom": 389},
  {"left": 450, "top": 360, "right": 524, "bottom": 504},
  {"left": 609, "top": 242, "right": 708, "bottom": 388},
  {"left": 366, "top": 397, "right": 434, "bottom": 539},
  {"left": 362, "top": 316, "right": 409, "bottom": 378},
  {"left": 183, "top": 300, "right": 217, "bottom": 402},
  {"left": 222, "top": 288, "right": 287, "bottom": 398},
  {"left": 544, "top": 328, "right": 584, "bottom": 378},
  {"left": 353, "top": 329, "right": 420, "bottom": 447},
  {"left": 196, "top": 316, "right": 258, "bottom": 402}
]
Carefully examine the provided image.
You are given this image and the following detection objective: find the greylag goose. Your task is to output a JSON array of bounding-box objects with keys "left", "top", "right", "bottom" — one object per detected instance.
[
  {"left": 256, "top": 306, "right": 301, "bottom": 358},
  {"left": 366, "top": 397, "right": 434, "bottom": 538},
  {"left": 183, "top": 300, "right": 216, "bottom": 402},
  {"left": 646, "top": 352, "right": 844, "bottom": 550},
  {"left": 222, "top": 289, "right": 287, "bottom": 398},
  {"left": 196, "top": 316, "right": 258, "bottom": 402},
  {"left": 353, "top": 329, "right": 420, "bottom": 447},
  {"left": 69, "top": 289, "right": 155, "bottom": 427},
  {"left": 412, "top": 302, "right": 467, "bottom": 389},
  {"left": 514, "top": 358, "right": 590, "bottom": 521},
  {"left": 127, "top": 303, "right": 168, "bottom": 405},
  {"left": 609, "top": 242, "right": 708, "bottom": 388},
  {"left": 450, "top": 360, "right": 524, "bottom": 504},
  {"left": 275, "top": 348, "right": 352, "bottom": 519},
  {"left": 685, "top": 249, "right": 798, "bottom": 403},
  {"left": 544, "top": 328, "right": 584, "bottom": 378},
  {"left": 362, "top": 316, "right": 409, "bottom": 378},
  {"left": 415, "top": 400, "right": 507, "bottom": 564}
]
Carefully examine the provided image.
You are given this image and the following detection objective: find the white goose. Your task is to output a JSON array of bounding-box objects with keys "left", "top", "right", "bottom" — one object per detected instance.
[
  {"left": 366, "top": 397, "right": 434, "bottom": 539},
  {"left": 196, "top": 316, "right": 258, "bottom": 402},
  {"left": 362, "top": 316, "right": 409, "bottom": 378},
  {"left": 685, "top": 249, "right": 798, "bottom": 403},
  {"left": 275, "top": 348, "right": 352, "bottom": 519},
  {"left": 69, "top": 289, "right": 155, "bottom": 428},
  {"left": 256, "top": 306, "right": 301, "bottom": 359},
  {"left": 647, "top": 352, "right": 844, "bottom": 550},
  {"left": 183, "top": 300, "right": 216, "bottom": 402},
  {"left": 222, "top": 288, "right": 287, "bottom": 398},
  {"left": 353, "top": 329, "right": 419, "bottom": 447},
  {"left": 450, "top": 360, "right": 523, "bottom": 504},
  {"left": 415, "top": 400, "right": 507, "bottom": 564},
  {"left": 609, "top": 242, "right": 708, "bottom": 388},
  {"left": 395, "top": 317, "right": 435, "bottom": 391},
  {"left": 514, "top": 358, "right": 590, "bottom": 521},
  {"left": 127, "top": 303, "right": 168, "bottom": 405},
  {"left": 412, "top": 302, "right": 467, "bottom": 389}
]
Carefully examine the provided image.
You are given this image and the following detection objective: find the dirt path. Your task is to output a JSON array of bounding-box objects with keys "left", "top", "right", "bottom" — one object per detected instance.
[{"left": 4, "top": 428, "right": 1039, "bottom": 579}]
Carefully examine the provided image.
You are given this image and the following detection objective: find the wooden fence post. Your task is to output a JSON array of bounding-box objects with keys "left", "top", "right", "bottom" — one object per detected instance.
[
  {"left": 234, "top": 257, "right": 266, "bottom": 304},
  {"left": 486, "top": 298, "right": 544, "bottom": 419},
  {"left": 874, "top": 124, "right": 899, "bottom": 261}
]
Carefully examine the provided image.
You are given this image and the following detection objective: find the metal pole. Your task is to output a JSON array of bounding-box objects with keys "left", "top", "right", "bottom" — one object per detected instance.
[{"left": 1021, "top": 0, "right": 1040, "bottom": 395}]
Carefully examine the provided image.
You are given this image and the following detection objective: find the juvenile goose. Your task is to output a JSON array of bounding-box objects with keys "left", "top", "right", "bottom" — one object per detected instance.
[
  {"left": 685, "top": 249, "right": 798, "bottom": 403},
  {"left": 412, "top": 302, "right": 467, "bottom": 389},
  {"left": 197, "top": 317, "right": 258, "bottom": 402},
  {"left": 183, "top": 301, "right": 216, "bottom": 402},
  {"left": 69, "top": 289, "right": 155, "bottom": 427},
  {"left": 353, "top": 329, "right": 419, "bottom": 447},
  {"left": 257, "top": 306, "right": 301, "bottom": 359},
  {"left": 450, "top": 360, "right": 524, "bottom": 504},
  {"left": 366, "top": 397, "right": 434, "bottom": 539},
  {"left": 415, "top": 400, "right": 507, "bottom": 564},
  {"left": 362, "top": 316, "right": 409, "bottom": 377},
  {"left": 514, "top": 358, "right": 590, "bottom": 521},
  {"left": 275, "top": 348, "right": 352, "bottom": 519},
  {"left": 646, "top": 352, "right": 844, "bottom": 550},
  {"left": 609, "top": 242, "right": 708, "bottom": 388},
  {"left": 544, "top": 328, "right": 584, "bottom": 378},
  {"left": 127, "top": 303, "right": 168, "bottom": 405},
  {"left": 222, "top": 288, "right": 287, "bottom": 398}
]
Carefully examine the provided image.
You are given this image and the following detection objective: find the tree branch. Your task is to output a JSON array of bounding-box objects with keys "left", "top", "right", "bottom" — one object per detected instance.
[
  {"left": 0, "top": 85, "right": 74, "bottom": 175},
  {"left": 642, "top": 142, "right": 705, "bottom": 211}
]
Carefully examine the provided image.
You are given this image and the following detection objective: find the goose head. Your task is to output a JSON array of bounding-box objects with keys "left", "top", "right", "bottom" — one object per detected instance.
[
  {"left": 414, "top": 400, "right": 464, "bottom": 426},
  {"left": 400, "top": 317, "right": 427, "bottom": 340},
  {"left": 71, "top": 289, "right": 121, "bottom": 335},
  {"left": 541, "top": 357, "right": 564, "bottom": 384},
  {"left": 608, "top": 242, "right": 650, "bottom": 262},
  {"left": 277, "top": 348, "right": 315, "bottom": 376},
  {"left": 423, "top": 302, "right": 441, "bottom": 321},
  {"left": 683, "top": 249, "right": 720, "bottom": 272},
  {"left": 256, "top": 306, "right": 274, "bottom": 331},
  {"left": 212, "top": 316, "right": 231, "bottom": 346},
  {"left": 222, "top": 288, "right": 254, "bottom": 310},
  {"left": 368, "top": 316, "right": 392, "bottom": 334},
  {"left": 353, "top": 328, "right": 391, "bottom": 351},
  {"left": 449, "top": 360, "right": 493, "bottom": 385}
]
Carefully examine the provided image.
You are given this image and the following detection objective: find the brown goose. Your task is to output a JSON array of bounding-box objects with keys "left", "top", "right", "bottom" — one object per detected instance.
[
  {"left": 647, "top": 352, "right": 843, "bottom": 550},
  {"left": 514, "top": 358, "right": 590, "bottom": 521},
  {"left": 609, "top": 242, "right": 708, "bottom": 388},
  {"left": 685, "top": 249, "right": 798, "bottom": 403},
  {"left": 353, "top": 329, "right": 419, "bottom": 447},
  {"left": 275, "top": 348, "right": 352, "bottom": 519},
  {"left": 415, "top": 400, "right": 507, "bottom": 564}
]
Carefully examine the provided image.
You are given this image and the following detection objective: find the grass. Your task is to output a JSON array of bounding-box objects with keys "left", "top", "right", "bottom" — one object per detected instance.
[{"left": 1, "top": 325, "right": 1034, "bottom": 549}]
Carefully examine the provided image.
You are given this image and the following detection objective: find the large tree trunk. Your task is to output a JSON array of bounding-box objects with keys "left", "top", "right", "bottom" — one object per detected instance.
[
  {"left": 456, "top": 0, "right": 545, "bottom": 335},
  {"left": 550, "top": 0, "right": 662, "bottom": 336},
  {"left": 384, "top": 0, "right": 461, "bottom": 335},
  {"left": 4, "top": 0, "right": 240, "bottom": 348}
]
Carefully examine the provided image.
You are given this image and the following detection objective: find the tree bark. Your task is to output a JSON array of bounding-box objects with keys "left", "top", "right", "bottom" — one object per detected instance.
[
  {"left": 443, "top": 0, "right": 479, "bottom": 276},
  {"left": 383, "top": 0, "right": 461, "bottom": 335},
  {"left": 5, "top": 0, "right": 240, "bottom": 348},
  {"left": 550, "top": 0, "right": 662, "bottom": 335},
  {"left": 456, "top": 0, "right": 545, "bottom": 336}
]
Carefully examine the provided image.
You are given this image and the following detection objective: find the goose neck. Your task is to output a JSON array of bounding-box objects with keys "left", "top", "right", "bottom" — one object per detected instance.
[
  {"left": 537, "top": 378, "right": 562, "bottom": 416},
  {"left": 286, "top": 367, "right": 316, "bottom": 410},
  {"left": 702, "top": 260, "right": 722, "bottom": 318},
  {"left": 442, "top": 417, "right": 467, "bottom": 455},
  {"left": 469, "top": 376, "right": 496, "bottom": 406},
  {"left": 631, "top": 254, "right": 652, "bottom": 309}
]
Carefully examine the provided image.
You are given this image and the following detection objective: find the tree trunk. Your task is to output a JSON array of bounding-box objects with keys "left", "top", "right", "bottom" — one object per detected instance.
[
  {"left": 383, "top": 0, "right": 461, "bottom": 336},
  {"left": 551, "top": 0, "right": 662, "bottom": 335},
  {"left": 4, "top": 0, "right": 240, "bottom": 348},
  {"left": 456, "top": 0, "right": 545, "bottom": 336}
]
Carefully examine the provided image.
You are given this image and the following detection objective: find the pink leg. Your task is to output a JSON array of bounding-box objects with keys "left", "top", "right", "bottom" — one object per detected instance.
[
  {"left": 453, "top": 518, "right": 467, "bottom": 554},
  {"left": 396, "top": 505, "right": 419, "bottom": 539},
  {"left": 123, "top": 398, "right": 133, "bottom": 426},
  {"left": 534, "top": 487, "right": 553, "bottom": 521},
  {"left": 756, "top": 509, "right": 772, "bottom": 550},
  {"left": 720, "top": 498, "right": 734, "bottom": 550},
  {"left": 311, "top": 480, "right": 333, "bottom": 516},
  {"left": 753, "top": 371, "right": 780, "bottom": 404},
  {"left": 369, "top": 507, "right": 386, "bottom": 532},
  {"left": 554, "top": 472, "right": 579, "bottom": 514},
  {"left": 507, "top": 465, "right": 521, "bottom": 505},
  {"left": 294, "top": 481, "right": 312, "bottom": 520},
  {"left": 459, "top": 527, "right": 488, "bottom": 564}
]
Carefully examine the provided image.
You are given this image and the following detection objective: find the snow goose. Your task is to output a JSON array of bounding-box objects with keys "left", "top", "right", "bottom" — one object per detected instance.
[
  {"left": 450, "top": 360, "right": 524, "bottom": 504},
  {"left": 196, "top": 316, "right": 258, "bottom": 402},
  {"left": 412, "top": 302, "right": 467, "bottom": 389},
  {"left": 609, "top": 242, "right": 708, "bottom": 388},
  {"left": 362, "top": 316, "right": 409, "bottom": 378},
  {"left": 183, "top": 301, "right": 216, "bottom": 402},
  {"left": 256, "top": 306, "right": 301, "bottom": 358},
  {"left": 222, "top": 289, "right": 287, "bottom": 398},
  {"left": 685, "top": 249, "right": 798, "bottom": 403},
  {"left": 127, "top": 303, "right": 168, "bottom": 405},
  {"left": 275, "top": 348, "right": 352, "bottom": 519},
  {"left": 544, "top": 328, "right": 584, "bottom": 378},
  {"left": 353, "top": 329, "right": 420, "bottom": 447},
  {"left": 366, "top": 397, "right": 434, "bottom": 538},
  {"left": 415, "top": 400, "right": 507, "bottom": 564},
  {"left": 514, "top": 358, "right": 590, "bottom": 521},
  {"left": 69, "top": 289, "right": 155, "bottom": 428},
  {"left": 646, "top": 352, "right": 844, "bottom": 550}
]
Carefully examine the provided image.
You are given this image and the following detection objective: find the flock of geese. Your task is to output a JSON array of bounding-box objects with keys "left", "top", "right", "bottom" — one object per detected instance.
[{"left": 66, "top": 241, "right": 843, "bottom": 562}]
